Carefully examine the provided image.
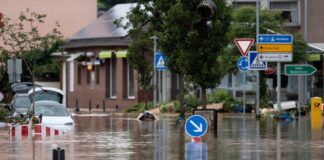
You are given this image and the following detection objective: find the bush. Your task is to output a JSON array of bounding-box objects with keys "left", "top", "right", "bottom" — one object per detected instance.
[
  {"left": 125, "top": 101, "right": 154, "bottom": 113},
  {"left": 0, "top": 108, "right": 9, "bottom": 122},
  {"left": 208, "top": 90, "right": 242, "bottom": 112},
  {"left": 184, "top": 95, "right": 201, "bottom": 108}
]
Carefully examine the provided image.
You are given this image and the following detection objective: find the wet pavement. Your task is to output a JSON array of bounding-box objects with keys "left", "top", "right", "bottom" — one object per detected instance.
[{"left": 0, "top": 113, "right": 324, "bottom": 160}]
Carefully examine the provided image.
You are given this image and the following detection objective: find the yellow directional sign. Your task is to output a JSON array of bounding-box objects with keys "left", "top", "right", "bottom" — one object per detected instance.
[{"left": 258, "top": 44, "right": 292, "bottom": 53}]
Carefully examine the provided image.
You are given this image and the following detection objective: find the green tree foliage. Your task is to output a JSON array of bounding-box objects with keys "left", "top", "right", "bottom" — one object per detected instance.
[
  {"left": 0, "top": 9, "right": 63, "bottom": 82},
  {"left": 118, "top": 0, "right": 232, "bottom": 109}
]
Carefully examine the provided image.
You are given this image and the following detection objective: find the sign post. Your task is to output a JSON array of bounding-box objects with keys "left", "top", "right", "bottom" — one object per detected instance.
[
  {"left": 235, "top": 38, "right": 254, "bottom": 114},
  {"left": 258, "top": 34, "right": 293, "bottom": 112}
]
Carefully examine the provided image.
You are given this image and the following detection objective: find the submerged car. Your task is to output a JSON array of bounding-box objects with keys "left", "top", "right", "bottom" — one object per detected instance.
[
  {"left": 34, "top": 101, "right": 74, "bottom": 125},
  {"left": 28, "top": 87, "right": 64, "bottom": 104},
  {"left": 11, "top": 82, "right": 41, "bottom": 94},
  {"left": 10, "top": 93, "right": 31, "bottom": 115}
]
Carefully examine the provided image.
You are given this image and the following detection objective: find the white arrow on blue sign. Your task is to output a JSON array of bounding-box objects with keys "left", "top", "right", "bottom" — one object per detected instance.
[
  {"left": 237, "top": 56, "right": 249, "bottom": 71},
  {"left": 258, "top": 34, "right": 292, "bottom": 44},
  {"left": 248, "top": 51, "right": 267, "bottom": 70},
  {"left": 155, "top": 51, "right": 167, "bottom": 70},
  {"left": 185, "top": 115, "right": 208, "bottom": 137}
]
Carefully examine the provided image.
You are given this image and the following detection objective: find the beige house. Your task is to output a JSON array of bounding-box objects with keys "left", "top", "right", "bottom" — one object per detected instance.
[{"left": 0, "top": 0, "right": 97, "bottom": 38}]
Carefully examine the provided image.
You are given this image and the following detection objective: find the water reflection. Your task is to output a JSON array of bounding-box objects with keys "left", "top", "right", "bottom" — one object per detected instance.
[{"left": 1, "top": 114, "right": 324, "bottom": 159}]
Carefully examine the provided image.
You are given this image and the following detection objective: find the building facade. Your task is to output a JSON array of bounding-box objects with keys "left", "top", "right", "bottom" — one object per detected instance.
[
  {"left": 62, "top": 4, "right": 179, "bottom": 110},
  {"left": 0, "top": 0, "right": 97, "bottom": 38}
]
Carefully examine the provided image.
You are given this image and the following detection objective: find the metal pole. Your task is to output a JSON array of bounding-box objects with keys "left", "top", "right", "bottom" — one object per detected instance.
[
  {"left": 304, "top": 0, "right": 308, "bottom": 105},
  {"left": 243, "top": 72, "right": 246, "bottom": 114},
  {"left": 256, "top": 0, "right": 260, "bottom": 115},
  {"left": 151, "top": 36, "right": 158, "bottom": 108},
  {"left": 277, "top": 62, "right": 281, "bottom": 111}
]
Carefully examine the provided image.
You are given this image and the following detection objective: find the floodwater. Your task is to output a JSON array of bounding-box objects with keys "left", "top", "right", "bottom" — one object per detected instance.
[{"left": 0, "top": 113, "right": 324, "bottom": 160}]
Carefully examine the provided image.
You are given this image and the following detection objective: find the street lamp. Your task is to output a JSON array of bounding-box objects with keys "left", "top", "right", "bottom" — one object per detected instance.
[{"left": 197, "top": 0, "right": 217, "bottom": 20}]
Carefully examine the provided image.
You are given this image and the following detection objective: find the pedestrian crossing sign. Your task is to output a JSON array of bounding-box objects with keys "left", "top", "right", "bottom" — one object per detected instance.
[
  {"left": 155, "top": 51, "right": 167, "bottom": 70},
  {"left": 248, "top": 51, "right": 267, "bottom": 70}
]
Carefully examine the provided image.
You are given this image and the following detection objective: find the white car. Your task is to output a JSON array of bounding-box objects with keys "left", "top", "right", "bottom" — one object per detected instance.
[
  {"left": 34, "top": 101, "right": 74, "bottom": 126},
  {"left": 28, "top": 87, "right": 64, "bottom": 104}
]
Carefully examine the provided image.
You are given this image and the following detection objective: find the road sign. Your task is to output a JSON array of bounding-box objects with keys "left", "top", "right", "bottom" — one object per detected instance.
[
  {"left": 258, "top": 44, "right": 292, "bottom": 53},
  {"left": 155, "top": 51, "right": 167, "bottom": 70},
  {"left": 237, "top": 57, "right": 249, "bottom": 71},
  {"left": 258, "top": 34, "right": 293, "bottom": 43},
  {"left": 248, "top": 51, "right": 267, "bottom": 70},
  {"left": 185, "top": 115, "right": 208, "bottom": 137},
  {"left": 234, "top": 38, "right": 254, "bottom": 57},
  {"left": 257, "top": 34, "right": 293, "bottom": 62},
  {"left": 259, "top": 54, "right": 292, "bottom": 62},
  {"left": 284, "top": 64, "right": 317, "bottom": 75}
]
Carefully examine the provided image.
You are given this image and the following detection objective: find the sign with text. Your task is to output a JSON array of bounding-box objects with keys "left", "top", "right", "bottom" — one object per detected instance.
[
  {"left": 285, "top": 64, "right": 317, "bottom": 75},
  {"left": 257, "top": 34, "right": 293, "bottom": 62}
]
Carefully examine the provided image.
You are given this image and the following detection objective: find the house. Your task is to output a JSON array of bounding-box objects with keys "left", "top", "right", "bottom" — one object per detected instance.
[
  {"left": 61, "top": 3, "right": 180, "bottom": 110},
  {"left": 0, "top": 0, "right": 97, "bottom": 38}
]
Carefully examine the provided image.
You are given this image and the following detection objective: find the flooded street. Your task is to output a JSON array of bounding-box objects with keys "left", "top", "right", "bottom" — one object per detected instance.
[{"left": 1, "top": 113, "right": 324, "bottom": 160}]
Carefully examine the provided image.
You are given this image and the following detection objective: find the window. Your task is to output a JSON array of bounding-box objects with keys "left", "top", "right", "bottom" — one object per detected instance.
[
  {"left": 95, "top": 66, "right": 100, "bottom": 84},
  {"left": 77, "top": 65, "right": 82, "bottom": 85},
  {"left": 127, "top": 60, "right": 135, "bottom": 98},
  {"left": 270, "top": 1, "right": 299, "bottom": 25},
  {"left": 110, "top": 58, "right": 117, "bottom": 98}
]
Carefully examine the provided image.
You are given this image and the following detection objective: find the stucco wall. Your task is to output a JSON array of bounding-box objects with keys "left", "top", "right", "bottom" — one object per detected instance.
[{"left": 0, "top": 0, "right": 97, "bottom": 38}]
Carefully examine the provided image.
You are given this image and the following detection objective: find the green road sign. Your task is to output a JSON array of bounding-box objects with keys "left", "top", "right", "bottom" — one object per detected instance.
[{"left": 284, "top": 64, "right": 317, "bottom": 75}]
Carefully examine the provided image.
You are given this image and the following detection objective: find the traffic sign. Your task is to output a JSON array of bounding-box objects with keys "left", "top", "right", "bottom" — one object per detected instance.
[
  {"left": 234, "top": 38, "right": 254, "bottom": 57},
  {"left": 258, "top": 34, "right": 293, "bottom": 43},
  {"left": 259, "top": 54, "right": 292, "bottom": 62},
  {"left": 258, "top": 44, "right": 292, "bottom": 53},
  {"left": 237, "top": 57, "right": 249, "bottom": 71},
  {"left": 248, "top": 51, "right": 267, "bottom": 70},
  {"left": 257, "top": 34, "right": 293, "bottom": 62},
  {"left": 285, "top": 64, "right": 317, "bottom": 75},
  {"left": 185, "top": 115, "right": 208, "bottom": 137},
  {"left": 155, "top": 51, "right": 167, "bottom": 70}
]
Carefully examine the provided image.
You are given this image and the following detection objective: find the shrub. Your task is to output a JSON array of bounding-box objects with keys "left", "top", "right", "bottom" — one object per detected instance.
[
  {"left": 0, "top": 108, "right": 9, "bottom": 122},
  {"left": 125, "top": 101, "right": 154, "bottom": 113}
]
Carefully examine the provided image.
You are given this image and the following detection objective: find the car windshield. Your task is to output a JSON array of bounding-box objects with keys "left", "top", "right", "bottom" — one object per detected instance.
[
  {"left": 34, "top": 91, "right": 63, "bottom": 103},
  {"left": 35, "top": 103, "right": 69, "bottom": 116},
  {"left": 14, "top": 96, "right": 31, "bottom": 108}
]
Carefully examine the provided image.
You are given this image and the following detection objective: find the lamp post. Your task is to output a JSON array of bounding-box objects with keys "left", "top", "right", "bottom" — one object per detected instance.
[{"left": 151, "top": 35, "right": 158, "bottom": 108}]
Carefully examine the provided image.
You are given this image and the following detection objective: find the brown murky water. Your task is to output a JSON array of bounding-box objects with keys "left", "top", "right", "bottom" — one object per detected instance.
[{"left": 0, "top": 113, "right": 324, "bottom": 160}]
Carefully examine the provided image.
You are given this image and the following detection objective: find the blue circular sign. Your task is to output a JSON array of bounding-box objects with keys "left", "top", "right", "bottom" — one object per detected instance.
[
  {"left": 185, "top": 115, "right": 208, "bottom": 137},
  {"left": 237, "top": 56, "right": 249, "bottom": 71}
]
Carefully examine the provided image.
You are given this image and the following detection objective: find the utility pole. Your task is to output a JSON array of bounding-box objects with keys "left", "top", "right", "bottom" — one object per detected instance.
[
  {"left": 151, "top": 35, "right": 158, "bottom": 108},
  {"left": 256, "top": 0, "right": 260, "bottom": 116}
]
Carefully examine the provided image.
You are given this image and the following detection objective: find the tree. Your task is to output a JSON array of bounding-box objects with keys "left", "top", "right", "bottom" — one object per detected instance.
[
  {"left": 0, "top": 9, "right": 63, "bottom": 122},
  {"left": 117, "top": 0, "right": 232, "bottom": 110},
  {"left": 0, "top": 9, "right": 63, "bottom": 82}
]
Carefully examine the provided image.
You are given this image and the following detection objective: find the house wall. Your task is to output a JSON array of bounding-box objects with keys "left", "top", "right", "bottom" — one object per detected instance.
[
  {"left": 0, "top": 0, "right": 97, "bottom": 38},
  {"left": 66, "top": 48, "right": 141, "bottom": 111},
  {"left": 302, "top": 0, "right": 324, "bottom": 43}
]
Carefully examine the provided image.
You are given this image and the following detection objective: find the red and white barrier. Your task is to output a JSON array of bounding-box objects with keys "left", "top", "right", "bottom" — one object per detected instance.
[
  {"left": 10, "top": 124, "right": 66, "bottom": 137},
  {"left": 10, "top": 124, "right": 30, "bottom": 137}
]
